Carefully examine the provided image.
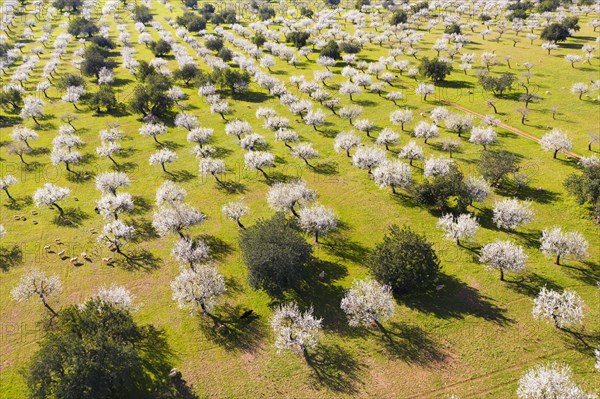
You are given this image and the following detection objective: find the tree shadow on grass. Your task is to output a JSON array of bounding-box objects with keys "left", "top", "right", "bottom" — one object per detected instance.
[
  {"left": 372, "top": 322, "right": 446, "bottom": 365},
  {"left": 130, "top": 218, "right": 159, "bottom": 241},
  {"left": 320, "top": 231, "right": 370, "bottom": 265},
  {"left": 132, "top": 196, "right": 153, "bottom": 215},
  {"left": 114, "top": 161, "right": 138, "bottom": 172},
  {"left": 560, "top": 327, "right": 600, "bottom": 355},
  {"left": 0, "top": 245, "right": 23, "bottom": 271},
  {"left": 4, "top": 195, "right": 33, "bottom": 210},
  {"left": 169, "top": 376, "right": 200, "bottom": 399},
  {"left": 199, "top": 304, "right": 267, "bottom": 352},
  {"left": 402, "top": 274, "right": 513, "bottom": 325},
  {"left": 29, "top": 147, "right": 50, "bottom": 156},
  {"left": 312, "top": 161, "right": 338, "bottom": 175},
  {"left": 216, "top": 180, "right": 247, "bottom": 194},
  {"left": 116, "top": 249, "right": 162, "bottom": 271},
  {"left": 53, "top": 208, "right": 90, "bottom": 227},
  {"left": 303, "top": 343, "right": 365, "bottom": 394},
  {"left": 287, "top": 260, "right": 358, "bottom": 335},
  {"left": 160, "top": 140, "right": 184, "bottom": 150},
  {"left": 197, "top": 234, "right": 234, "bottom": 261},
  {"left": 560, "top": 261, "right": 600, "bottom": 286},
  {"left": 168, "top": 170, "right": 195, "bottom": 182},
  {"left": 504, "top": 272, "right": 562, "bottom": 297}
]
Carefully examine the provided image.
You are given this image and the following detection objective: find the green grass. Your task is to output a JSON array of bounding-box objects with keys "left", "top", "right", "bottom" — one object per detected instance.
[{"left": 0, "top": 1, "right": 599, "bottom": 398}]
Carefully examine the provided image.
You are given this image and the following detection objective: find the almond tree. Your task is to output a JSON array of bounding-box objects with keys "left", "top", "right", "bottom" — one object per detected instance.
[
  {"left": 20, "top": 96, "right": 45, "bottom": 125},
  {"left": 570, "top": 82, "right": 589, "bottom": 100},
  {"left": 334, "top": 131, "right": 361, "bottom": 156},
  {"left": 92, "top": 284, "right": 136, "bottom": 312},
  {"left": 33, "top": 183, "right": 70, "bottom": 217},
  {"left": 97, "top": 219, "right": 136, "bottom": 257},
  {"left": 340, "top": 279, "right": 394, "bottom": 328},
  {"left": 226, "top": 119, "right": 253, "bottom": 141},
  {"left": 372, "top": 160, "right": 412, "bottom": 194},
  {"left": 517, "top": 362, "right": 595, "bottom": 399},
  {"left": 540, "top": 227, "right": 588, "bottom": 265},
  {"left": 156, "top": 180, "right": 186, "bottom": 207},
  {"left": 292, "top": 143, "right": 319, "bottom": 167},
  {"left": 532, "top": 287, "right": 584, "bottom": 329},
  {"left": 413, "top": 121, "right": 438, "bottom": 144},
  {"left": 390, "top": 108, "right": 413, "bottom": 131},
  {"left": 540, "top": 129, "right": 572, "bottom": 159},
  {"left": 492, "top": 198, "right": 533, "bottom": 231},
  {"left": 469, "top": 126, "right": 497, "bottom": 150},
  {"left": 171, "top": 266, "right": 226, "bottom": 316},
  {"left": 149, "top": 148, "right": 178, "bottom": 173},
  {"left": 267, "top": 181, "right": 316, "bottom": 217},
  {"left": 271, "top": 302, "right": 322, "bottom": 356},
  {"left": 375, "top": 128, "right": 400, "bottom": 151},
  {"left": 298, "top": 204, "right": 337, "bottom": 243},
  {"left": 244, "top": 150, "right": 274, "bottom": 180},
  {"left": 152, "top": 203, "right": 206, "bottom": 239},
  {"left": 304, "top": 109, "right": 326, "bottom": 131},
  {"left": 11, "top": 269, "right": 62, "bottom": 317},
  {"left": 479, "top": 240, "right": 528, "bottom": 281},
  {"left": 424, "top": 156, "right": 453, "bottom": 177},
  {"left": 352, "top": 146, "right": 387, "bottom": 174},
  {"left": 222, "top": 201, "right": 250, "bottom": 229},
  {"left": 96, "top": 193, "right": 134, "bottom": 220},
  {"left": 464, "top": 175, "right": 490, "bottom": 205},
  {"left": 11, "top": 126, "right": 39, "bottom": 149},
  {"left": 275, "top": 129, "right": 300, "bottom": 148},
  {"left": 199, "top": 158, "right": 226, "bottom": 184},
  {"left": 139, "top": 122, "right": 168, "bottom": 144},
  {"left": 437, "top": 213, "right": 479, "bottom": 245},
  {"left": 399, "top": 141, "right": 424, "bottom": 166},
  {"left": 187, "top": 127, "right": 213, "bottom": 148},
  {"left": 0, "top": 175, "right": 18, "bottom": 201},
  {"left": 339, "top": 105, "right": 363, "bottom": 124},
  {"left": 171, "top": 238, "right": 211, "bottom": 270}
]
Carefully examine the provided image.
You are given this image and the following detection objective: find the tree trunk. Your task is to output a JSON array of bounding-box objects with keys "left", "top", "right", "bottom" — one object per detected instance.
[
  {"left": 161, "top": 163, "right": 167, "bottom": 173},
  {"left": 236, "top": 219, "right": 245, "bottom": 229},
  {"left": 4, "top": 189, "right": 15, "bottom": 201},
  {"left": 52, "top": 202, "right": 64, "bottom": 217},
  {"left": 315, "top": 231, "right": 319, "bottom": 244},
  {"left": 553, "top": 150, "right": 558, "bottom": 159},
  {"left": 40, "top": 295, "right": 58, "bottom": 317},
  {"left": 500, "top": 267, "right": 505, "bottom": 281},
  {"left": 555, "top": 253, "right": 561, "bottom": 265}
]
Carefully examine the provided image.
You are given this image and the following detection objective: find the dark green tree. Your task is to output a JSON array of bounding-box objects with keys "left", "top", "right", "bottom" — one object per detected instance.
[
  {"left": 478, "top": 73, "right": 515, "bottom": 96},
  {"left": 0, "top": 87, "right": 23, "bottom": 112},
  {"left": 53, "top": 0, "right": 82, "bottom": 12},
  {"left": 444, "top": 22, "right": 462, "bottom": 35},
  {"left": 90, "top": 36, "right": 116, "bottom": 49},
  {"left": 541, "top": 23, "right": 570, "bottom": 43},
  {"left": 150, "top": 39, "right": 171, "bottom": 57},
  {"left": 564, "top": 164, "right": 600, "bottom": 220},
  {"left": 57, "top": 73, "right": 86, "bottom": 91},
  {"left": 390, "top": 10, "right": 408, "bottom": 25},
  {"left": 252, "top": 33, "right": 266, "bottom": 48},
  {"left": 81, "top": 45, "right": 116, "bottom": 79},
  {"left": 176, "top": 12, "right": 206, "bottom": 31},
  {"left": 239, "top": 214, "right": 312, "bottom": 295},
  {"left": 133, "top": 4, "right": 153, "bottom": 23},
  {"left": 88, "top": 85, "right": 117, "bottom": 113},
  {"left": 418, "top": 57, "right": 453, "bottom": 82},
  {"left": 369, "top": 225, "right": 440, "bottom": 294},
  {"left": 320, "top": 40, "right": 341, "bottom": 60},
  {"left": 25, "top": 300, "right": 172, "bottom": 399},
  {"left": 286, "top": 31, "right": 310, "bottom": 49},
  {"left": 129, "top": 72, "right": 174, "bottom": 118},
  {"left": 258, "top": 5, "right": 275, "bottom": 20},
  {"left": 205, "top": 37, "right": 224, "bottom": 52},
  {"left": 173, "top": 64, "right": 200, "bottom": 85},
  {"left": 478, "top": 150, "right": 520, "bottom": 187},
  {"left": 412, "top": 165, "right": 470, "bottom": 212},
  {"left": 67, "top": 17, "right": 99, "bottom": 38}
]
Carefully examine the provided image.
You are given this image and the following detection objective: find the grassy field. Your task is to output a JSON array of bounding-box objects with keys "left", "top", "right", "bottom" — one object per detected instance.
[{"left": 1, "top": 1, "right": 599, "bottom": 398}]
